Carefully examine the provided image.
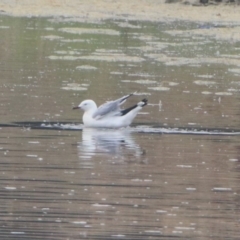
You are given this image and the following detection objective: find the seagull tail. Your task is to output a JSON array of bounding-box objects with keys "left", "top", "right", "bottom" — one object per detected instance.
[
  {"left": 121, "top": 98, "right": 148, "bottom": 116},
  {"left": 137, "top": 98, "right": 148, "bottom": 107}
]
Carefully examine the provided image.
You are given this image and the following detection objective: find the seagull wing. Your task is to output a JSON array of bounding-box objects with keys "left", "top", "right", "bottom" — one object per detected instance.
[{"left": 92, "top": 93, "right": 134, "bottom": 119}]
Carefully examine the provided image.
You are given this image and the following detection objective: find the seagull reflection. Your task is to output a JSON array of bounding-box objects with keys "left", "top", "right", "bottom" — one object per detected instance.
[{"left": 78, "top": 128, "right": 145, "bottom": 161}]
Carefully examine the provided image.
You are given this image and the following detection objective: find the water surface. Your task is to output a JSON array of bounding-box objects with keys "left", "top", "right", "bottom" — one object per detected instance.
[{"left": 0, "top": 15, "right": 240, "bottom": 239}]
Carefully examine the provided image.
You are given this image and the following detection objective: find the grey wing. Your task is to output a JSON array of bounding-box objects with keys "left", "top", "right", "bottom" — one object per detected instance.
[
  {"left": 92, "top": 101, "right": 119, "bottom": 119},
  {"left": 92, "top": 93, "right": 134, "bottom": 119}
]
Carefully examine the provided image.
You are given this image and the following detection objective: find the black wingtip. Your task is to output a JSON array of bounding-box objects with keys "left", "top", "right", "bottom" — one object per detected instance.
[
  {"left": 141, "top": 98, "right": 148, "bottom": 106},
  {"left": 121, "top": 98, "right": 148, "bottom": 116}
]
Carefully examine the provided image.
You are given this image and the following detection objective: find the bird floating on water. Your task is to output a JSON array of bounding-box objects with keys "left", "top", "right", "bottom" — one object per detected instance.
[{"left": 73, "top": 93, "right": 148, "bottom": 128}]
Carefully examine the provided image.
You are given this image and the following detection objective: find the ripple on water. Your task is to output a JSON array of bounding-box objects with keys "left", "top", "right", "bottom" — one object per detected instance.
[
  {"left": 61, "top": 83, "right": 88, "bottom": 91},
  {"left": 0, "top": 26, "right": 10, "bottom": 29},
  {"left": 148, "top": 86, "right": 170, "bottom": 91},
  {"left": 134, "top": 80, "right": 157, "bottom": 84},
  {"left": 121, "top": 79, "right": 156, "bottom": 84},
  {"left": 41, "top": 35, "right": 64, "bottom": 40},
  {"left": 48, "top": 55, "right": 80, "bottom": 61},
  {"left": 146, "top": 53, "right": 240, "bottom": 67},
  {"left": 229, "top": 159, "right": 238, "bottom": 162},
  {"left": 196, "top": 74, "right": 214, "bottom": 79},
  {"left": 110, "top": 71, "right": 124, "bottom": 75},
  {"left": 186, "top": 188, "right": 197, "bottom": 191},
  {"left": 59, "top": 27, "right": 120, "bottom": 36},
  {"left": 165, "top": 27, "right": 240, "bottom": 42},
  {"left": 228, "top": 88, "right": 240, "bottom": 92},
  {"left": 168, "top": 82, "right": 179, "bottom": 86},
  {"left": 5, "top": 187, "right": 16, "bottom": 190},
  {"left": 95, "top": 55, "right": 144, "bottom": 62},
  {"left": 10, "top": 122, "right": 240, "bottom": 136},
  {"left": 212, "top": 188, "right": 232, "bottom": 192},
  {"left": 40, "top": 123, "right": 83, "bottom": 130},
  {"left": 133, "top": 126, "right": 240, "bottom": 136},
  {"left": 132, "top": 34, "right": 159, "bottom": 41},
  {"left": 133, "top": 92, "right": 151, "bottom": 96},
  {"left": 111, "top": 235, "right": 126, "bottom": 238},
  {"left": 193, "top": 80, "right": 216, "bottom": 86},
  {"left": 76, "top": 65, "right": 98, "bottom": 70},
  {"left": 215, "top": 92, "right": 232, "bottom": 96},
  {"left": 44, "top": 27, "right": 54, "bottom": 31},
  {"left": 201, "top": 91, "right": 212, "bottom": 95},
  {"left": 72, "top": 221, "right": 87, "bottom": 225},
  {"left": 60, "top": 38, "right": 86, "bottom": 43},
  {"left": 128, "top": 73, "right": 154, "bottom": 77},
  {"left": 116, "top": 21, "right": 141, "bottom": 29},
  {"left": 49, "top": 54, "right": 145, "bottom": 62},
  {"left": 26, "top": 154, "right": 38, "bottom": 158},
  {"left": 55, "top": 50, "right": 81, "bottom": 55},
  {"left": 228, "top": 68, "right": 240, "bottom": 75},
  {"left": 144, "top": 230, "right": 162, "bottom": 234}
]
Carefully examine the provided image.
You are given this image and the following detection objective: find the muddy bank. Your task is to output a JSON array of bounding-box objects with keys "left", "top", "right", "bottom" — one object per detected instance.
[{"left": 0, "top": 0, "right": 239, "bottom": 24}]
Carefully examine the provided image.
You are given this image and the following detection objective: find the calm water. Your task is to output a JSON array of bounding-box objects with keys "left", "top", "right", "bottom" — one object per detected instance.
[{"left": 0, "top": 15, "right": 240, "bottom": 239}]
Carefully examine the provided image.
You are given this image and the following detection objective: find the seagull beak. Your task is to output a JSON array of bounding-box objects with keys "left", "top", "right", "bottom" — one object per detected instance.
[{"left": 72, "top": 106, "right": 80, "bottom": 110}]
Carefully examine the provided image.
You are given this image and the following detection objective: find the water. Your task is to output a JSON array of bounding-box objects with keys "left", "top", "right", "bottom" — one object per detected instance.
[{"left": 0, "top": 15, "right": 240, "bottom": 239}]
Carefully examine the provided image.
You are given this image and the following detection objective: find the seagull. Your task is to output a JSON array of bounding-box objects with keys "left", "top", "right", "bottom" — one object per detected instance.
[{"left": 73, "top": 93, "right": 148, "bottom": 128}]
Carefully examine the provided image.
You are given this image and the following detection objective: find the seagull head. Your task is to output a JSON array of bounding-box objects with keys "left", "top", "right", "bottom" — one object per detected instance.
[{"left": 73, "top": 100, "right": 97, "bottom": 112}]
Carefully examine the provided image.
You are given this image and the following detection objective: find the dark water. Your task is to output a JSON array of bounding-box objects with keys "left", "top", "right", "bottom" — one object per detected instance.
[{"left": 0, "top": 15, "right": 240, "bottom": 239}]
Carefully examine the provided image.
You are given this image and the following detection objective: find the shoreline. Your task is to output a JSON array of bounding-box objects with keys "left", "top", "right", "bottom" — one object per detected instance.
[{"left": 0, "top": 0, "right": 240, "bottom": 24}]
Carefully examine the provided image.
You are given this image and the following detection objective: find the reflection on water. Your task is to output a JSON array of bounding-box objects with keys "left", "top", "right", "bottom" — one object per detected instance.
[
  {"left": 0, "top": 14, "right": 240, "bottom": 240},
  {"left": 1, "top": 125, "right": 239, "bottom": 239},
  {"left": 78, "top": 128, "right": 144, "bottom": 161}
]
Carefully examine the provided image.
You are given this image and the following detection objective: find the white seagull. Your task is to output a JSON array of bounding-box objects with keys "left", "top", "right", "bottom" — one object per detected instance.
[{"left": 73, "top": 93, "right": 148, "bottom": 128}]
